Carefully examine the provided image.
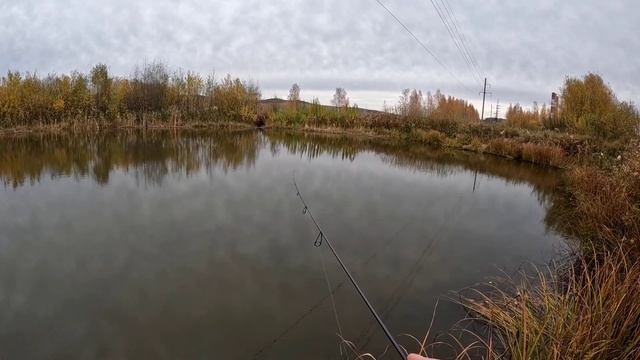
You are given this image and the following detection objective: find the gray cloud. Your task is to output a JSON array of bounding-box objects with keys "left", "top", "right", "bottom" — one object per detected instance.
[{"left": 1, "top": 0, "right": 638, "bottom": 110}]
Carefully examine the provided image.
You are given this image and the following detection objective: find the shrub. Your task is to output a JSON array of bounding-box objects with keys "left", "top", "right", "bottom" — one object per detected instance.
[
  {"left": 414, "top": 129, "right": 445, "bottom": 147},
  {"left": 560, "top": 73, "right": 640, "bottom": 139},
  {"left": 124, "top": 61, "right": 170, "bottom": 115},
  {"left": 542, "top": 114, "right": 570, "bottom": 130},
  {"left": 212, "top": 75, "right": 260, "bottom": 123},
  {"left": 487, "top": 138, "right": 522, "bottom": 159},
  {"left": 423, "top": 116, "right": 460, "bottom": 136}
]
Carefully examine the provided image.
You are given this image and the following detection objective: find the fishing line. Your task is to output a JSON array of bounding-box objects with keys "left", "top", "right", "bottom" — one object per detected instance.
[
  {"left": 247, "top": 281, "right": 348, "bottom": 359},
  {"left": 294, "top": 176, "right": 408, "bottom": 360},
  {"left": 355, "top": 191, "right": 467, "bottom": 351},
  {"left": 245, "top": 218, "right": 414, "bottom": 359},
  {"left": 246, "top": 162, "right": 480, "bottom": 359},
  {"left": 357, "top": 238, "right": 437, "bottom": 352},
  {"left": 318, "top": 243, "right": 346, "bottom": 356}
]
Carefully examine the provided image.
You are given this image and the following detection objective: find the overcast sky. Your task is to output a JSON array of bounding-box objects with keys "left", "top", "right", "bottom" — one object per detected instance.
[{"left": 1, "top": 0, "right": 638, "bottom": 111}]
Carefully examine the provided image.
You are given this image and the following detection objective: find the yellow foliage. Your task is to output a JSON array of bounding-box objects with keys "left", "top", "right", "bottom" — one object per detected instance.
[
  {"left": 52, "top": 99, "right": 65, "bottom": 112},
  {"left": 560, "top": 73, "right": 639, "bottom": 139},
  {"left": 506, "top": 103, "right": 542, "bottom": 129}
]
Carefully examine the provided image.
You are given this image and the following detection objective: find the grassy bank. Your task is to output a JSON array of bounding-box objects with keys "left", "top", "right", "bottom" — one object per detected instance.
[{"left": 438, "top": 151, "right": 640, "bottom": 358}]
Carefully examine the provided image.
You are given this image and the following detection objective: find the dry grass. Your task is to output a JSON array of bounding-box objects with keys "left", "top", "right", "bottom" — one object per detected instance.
[
  {"left": 414, "top": 129, "right": 446, "bottom": 148},
  {"left": 485, "top": 138, "right": 566, "bottom": 167},
  {"left": 457, "top": 246, "right": 640, "bottom": 360},
  {"left": 561, "top": 148, "right": 640, "bottom": 256},
  {"left": 487, "top": 138, "right": 522, "bottom": 159},
  {"left": 453, "top": 147, "right": 640, "bottom": 360},
  {"left": 521, "top": 143, "right": 564, "bottom": 167}
]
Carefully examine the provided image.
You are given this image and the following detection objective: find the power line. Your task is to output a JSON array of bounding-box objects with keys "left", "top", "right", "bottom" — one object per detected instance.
[
  {"left": 428, "top": 0, "right": 481, "bottom": 85},
  {"left": 438, "top": 0, "right": 483, "bottom": 78},
  {"left": 441, "top": 1, "right": 482, "bottom": 79},
  {"left": 373, "top": 0, "right": 474, "bottom": 93},
  {"left": 441, "top": 0, "right": 479, "bottom": 69}
]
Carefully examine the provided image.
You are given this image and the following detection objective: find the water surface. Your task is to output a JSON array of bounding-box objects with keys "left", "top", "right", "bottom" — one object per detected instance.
[{"left": 0, "top": 130, "right": 565, "bottom": 359}]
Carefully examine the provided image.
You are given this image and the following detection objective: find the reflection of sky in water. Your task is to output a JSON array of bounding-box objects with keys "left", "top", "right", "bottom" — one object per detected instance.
[{"left": 0, "top": 132, "right": 565, "bottom": 359}]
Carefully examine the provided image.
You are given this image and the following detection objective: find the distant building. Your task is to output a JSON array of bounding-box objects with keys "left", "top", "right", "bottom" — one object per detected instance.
[{"left": 551, "top": 92, "right": 560, "bottom": 118}]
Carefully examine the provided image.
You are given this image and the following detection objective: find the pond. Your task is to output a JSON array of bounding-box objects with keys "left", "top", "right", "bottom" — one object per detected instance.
[{"left": 0, "top": 130, "right": 566, "bottom": 359}]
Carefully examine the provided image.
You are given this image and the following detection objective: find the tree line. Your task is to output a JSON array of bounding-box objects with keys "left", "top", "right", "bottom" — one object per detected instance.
[
  {"left": 0, "top": 62, "right": 260, "bottom": 127},
  {"left": 1, "top": 63, "right": 636, "bottom": 141}
]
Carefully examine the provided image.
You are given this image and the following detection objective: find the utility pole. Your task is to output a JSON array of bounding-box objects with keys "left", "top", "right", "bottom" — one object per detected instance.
[
  {"left": 495, "top": 99, "right": 500, "bottom": 120},
  {"left": 479, "top": 78, "right": 491, "bottom": 120}
]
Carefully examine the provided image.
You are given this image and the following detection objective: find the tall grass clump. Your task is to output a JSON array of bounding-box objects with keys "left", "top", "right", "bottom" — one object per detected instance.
[
  {"left": 265, "top": 97, "right": 365, "bottom": 129},
  {"left": 560, "top": 148, "right": 640, "bottom": 255},
  {"left": 413, "top": 129, "right": 446, "bottom": 148},
  {"left": 521, "top": 143, "right": 564, "bottom": 167},
  {"left": 459, "top": 246, "right": 640, "bottom": 360}
]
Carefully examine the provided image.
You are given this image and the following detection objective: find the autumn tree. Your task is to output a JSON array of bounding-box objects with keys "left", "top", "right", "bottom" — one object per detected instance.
[
  {"left": 212, "top": 74, "right": 261, "bottom": 121},
  {"left": 560, "top": 73, "right": 639, "bottom": 138},
  {"left": 125, "top": 61, "right": 170, "bottom": 116},
  {"left": 288, "top": 83, "right": 300, "bottom": 102},
  {"left": 331, "top": 87, "right": 349, "bottom": 108},
  {"left": 561, "top": 73, "right": 614, "bottom": 125},
  {"left": 506, "top": 103, "right": 541, "bottom": 129},
  {"left": 185, "top": 72, "right": 204, "bottom": 114},
  {"left": 397, "top": 89, "right": 424, "bottom": 118},
  {"left": 90, "top": 64, "right": 111, "bottom": 115},
  {"left": 423, "top": 90, "right": 478, "bottom": 122}
]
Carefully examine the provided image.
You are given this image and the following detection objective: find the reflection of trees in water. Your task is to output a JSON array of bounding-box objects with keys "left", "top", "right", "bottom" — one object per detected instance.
[
  {"left": 1, "top": 128, "right": 574, "bottom": 248},
  {"left": 266, "top": 131, "right": 560, "bottom": 196},
  {"left": 267, "top": 131, "right": 575, "bottom": 242},
  {"left": 0, "top": 134, "right": 93, "bottom": 188},
  {"left": 1, "top": 130, "right": 567, "bottom": 233},
  {"left": 268, "top": 132, "right": 359, "bottom": 162},
  {"left": 378, "top": 145, "right": 563, "bottom": 211},
  {"left": 0, "top": 130, "right": 261, "bottom": 188}
]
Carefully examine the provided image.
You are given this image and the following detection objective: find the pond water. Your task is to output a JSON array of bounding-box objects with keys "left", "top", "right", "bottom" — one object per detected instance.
[{"left": 0, "top": 130, "right": 566, "bottom": 359}]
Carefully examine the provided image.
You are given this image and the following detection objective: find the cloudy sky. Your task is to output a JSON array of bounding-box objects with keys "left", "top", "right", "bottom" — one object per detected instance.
[{"left": 1, "top": 0, "right": 638, "bottom": 111}]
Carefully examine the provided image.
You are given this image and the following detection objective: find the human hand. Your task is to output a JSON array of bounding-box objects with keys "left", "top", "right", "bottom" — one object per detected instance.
[{"left": 407, "top": 353, "right": 437, "bottom": 360}]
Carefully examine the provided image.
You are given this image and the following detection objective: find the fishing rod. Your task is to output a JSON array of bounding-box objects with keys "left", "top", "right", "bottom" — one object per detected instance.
[
  {"left": 247, "top": 220, "right": 414, "bottom": 359},
  {"left": 293, "top": 178, "right": 408, "bottom": 360}
]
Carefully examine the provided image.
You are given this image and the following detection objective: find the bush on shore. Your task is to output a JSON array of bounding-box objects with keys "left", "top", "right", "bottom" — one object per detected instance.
[
  {"left": 413, "top": 129, "right": 445, "bottom": 147},
  {"left": 503, "top": 74, "right": 639, "bottom": 141},
  {"left": 560, "top": 73, "right": 639, "bottom": 140}
]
